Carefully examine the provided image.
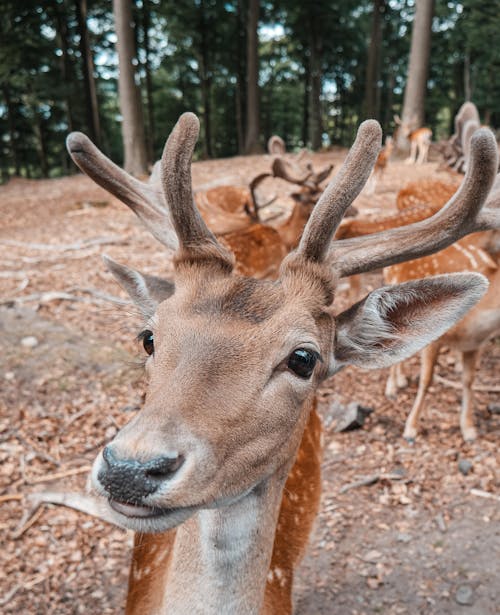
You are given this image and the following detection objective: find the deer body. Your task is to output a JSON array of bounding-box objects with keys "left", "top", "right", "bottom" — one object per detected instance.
[
  {"left": 66, "top": 114, "right": 500, "bottom": 613},
  {"left": 394, "top": 115, "right": 432, "bottom": 164},
  {"left": 384, "top": 235, "right": 500, "bottom": 441},
  {"left": 195, "top": 185, "right": 256, "bottom": 234}
]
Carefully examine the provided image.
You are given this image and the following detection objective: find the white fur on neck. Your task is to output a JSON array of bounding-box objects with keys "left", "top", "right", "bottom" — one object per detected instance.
[{"left": 159, "top": 478, "right": 285, "bottom": 615}]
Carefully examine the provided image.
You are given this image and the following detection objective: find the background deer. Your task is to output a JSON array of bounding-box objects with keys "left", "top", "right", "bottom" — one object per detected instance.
[
  {"left": 66, "top": 113, "right": 500, "bottom": 615},
  {"left": 365, "top": 135, "right": 394, "bottom": 194},
  {"left": 438, "top": 101, "right": 481, "bottom": 173},
  {"left": 384, "top": 182, "right": 500, "bottom": 442},
  {"left": 394, "top": 114, "right": 432, "bottom": 164}
]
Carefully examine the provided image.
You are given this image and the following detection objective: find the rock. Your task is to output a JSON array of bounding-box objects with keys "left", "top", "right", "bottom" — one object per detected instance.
[
  {"left": 487, "top": 403, "right": 500, "bottom": 415},
  {"left": 455, "top": 585, "right": 474, "bottom": 606},
  {"left": 21, "top": 335, "right": 39, "bottom": 348},
  {"left": 363, "top": 549, "right": 383, "bottom": 563},
  {"left": 333, "top": 402, "right": 374, "bottom": 433},
  {"left": 397, "top": 533, "right": 412, "bottom": 543},
  {"left": 458, "top": 459, "right": 473, "bottom": 476}
]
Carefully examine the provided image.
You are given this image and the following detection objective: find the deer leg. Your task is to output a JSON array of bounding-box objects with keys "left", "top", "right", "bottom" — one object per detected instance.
[
  {"left": 403, "top": 341, "right": 440, "bottom": 443},
  {"left": 417, "top": 144, "right": 425, "bottom": 164},
  {"left": 460, "top": 349, "right": 479, "bottom": 442},
  {"left": 421, "top": 142, "right": 430, "bottom": 164},
  {"left": 385, "top": 362, "right": 408, "bottom": 398},
  {"left": 405, "top": 140, "right": 417, "bottom": 164}
]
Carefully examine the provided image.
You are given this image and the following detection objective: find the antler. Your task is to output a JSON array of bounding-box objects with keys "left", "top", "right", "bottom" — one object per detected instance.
[
  {"left": 272, "top": 158, "right": 312, "bottom": 185},
  {"left": 66, "top": 133, "right": 179, "bottom": 251},
  {"left": 329, "top": 128, "right": 500, "bottom": 278},
  {"left": 68, "top": 113, "right": 233, "bottom": 271},
  {"left": 293, "top": 120, "right": 382, "bottom": 263},
  {"left": 160, "top": 113, "right": 233, "bottom": 269}
]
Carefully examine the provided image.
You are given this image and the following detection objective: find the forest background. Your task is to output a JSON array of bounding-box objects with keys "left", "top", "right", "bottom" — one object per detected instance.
[{"left": 1, "top": 0, "right": 498, "bottom": 180}]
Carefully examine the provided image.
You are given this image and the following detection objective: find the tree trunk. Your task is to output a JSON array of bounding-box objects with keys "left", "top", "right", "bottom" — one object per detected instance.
[
  {"left": 244, "top": 0, "right": 262, "bottom": 154},
  {"left": 75, "top": 0, "right": 101, "bottom": 146},
  {"left": 464, "top": 51, "right": 471, "bottom": 101},
  {"left": 308, "top": 26, "right": 323, "bottom": 150},
  {"left": 113, "top": 0, "right": 148, "bottom": 175},
  {"left": 198, "top": 0, "right": 213, "bottom": 158},
  {"left": 235, "top": 0, "right": 245, "bottom": 154},
  {"left": 302, "top": 58, "right": 310, "bottom": 146},
  {"left": 54, "top": 0, "right": 75, "bottom": 135},
  {"left": 398, "top": 0, "right": 434, "bottom": 148},
  {"left": 364, "top": 0, "right": 385, "bottom": 119},
  {"left": 32, "top": 104, "right": 49, "bottom": 178},
  {"left": 141, "top": 0, "right": 155, "bottom": 163},
  {"left": 3, "top": 85, "right": 21, "bottom": 176}
]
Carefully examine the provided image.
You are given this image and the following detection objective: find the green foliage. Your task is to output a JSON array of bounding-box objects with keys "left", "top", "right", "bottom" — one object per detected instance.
[{"left": 1, "top": 0, "right": 499, "bottom": 180}]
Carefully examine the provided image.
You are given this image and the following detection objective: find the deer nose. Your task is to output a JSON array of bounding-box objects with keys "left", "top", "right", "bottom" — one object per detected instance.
[{"left": 97, "top": 446, "right": 184, "bottom": 504}]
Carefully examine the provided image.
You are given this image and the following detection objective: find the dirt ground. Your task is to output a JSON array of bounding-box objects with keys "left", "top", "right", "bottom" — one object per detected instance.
[{"left": 0, "top": 147, "right": 499, "bottom": 614}]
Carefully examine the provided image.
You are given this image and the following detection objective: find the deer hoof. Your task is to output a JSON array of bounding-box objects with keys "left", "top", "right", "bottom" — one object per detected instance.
[{"left": 462, "top": 427, "right": 477, "bottom": 443}]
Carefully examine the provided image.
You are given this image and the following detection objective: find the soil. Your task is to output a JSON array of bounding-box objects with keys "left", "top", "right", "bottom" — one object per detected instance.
[{"left": 0, "top": 149, "right": 499, "bottom": 614}]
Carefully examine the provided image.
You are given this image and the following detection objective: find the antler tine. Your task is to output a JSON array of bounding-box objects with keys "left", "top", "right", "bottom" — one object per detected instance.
[
  {"left": 330, "top": 128, "right": 500, "bottom": 278},
  {"left": 312, "top": 164, "right": 334, "bottom": 185},
  {"left": 296, "top": 120, "right": 382, "bottom": 263},
  {"left": 248, "top": 172, "right": 272, "bottom": 219},
  {"left": 161, "top": 113, "right": 228, "bottom": 260},
  {"left": 66, "top": 132, "right": 179, "bottom": 251},
  {"left": 272, "top": 158, "right": 311, "bottom": 185}
]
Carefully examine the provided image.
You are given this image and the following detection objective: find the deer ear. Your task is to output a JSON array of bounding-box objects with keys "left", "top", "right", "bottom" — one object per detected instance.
[
  {"left": 332, "top": 273, "right": 488, "bottom": 371},
  {"left": 103, "top": 255, "right": 175, "bottom": 316}
]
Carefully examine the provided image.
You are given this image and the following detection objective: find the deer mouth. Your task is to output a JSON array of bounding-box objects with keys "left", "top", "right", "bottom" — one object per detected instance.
[
  {"left": 108, "top": 498, "right": 195, "bottom": 519},
  {"left": 108, "top": 499, "right": 171, "bottom": 518}
]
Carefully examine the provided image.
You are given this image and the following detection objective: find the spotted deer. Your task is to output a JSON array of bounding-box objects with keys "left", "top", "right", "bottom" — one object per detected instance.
[
  {"left": 394, "top": 114, "right": 432, "bottom": 164},
  {"left": 66, "top": 114, "right": 500, "bottom": 615},
  {"left": 384, "top": 182, "right": 500, "bottom": 442}
]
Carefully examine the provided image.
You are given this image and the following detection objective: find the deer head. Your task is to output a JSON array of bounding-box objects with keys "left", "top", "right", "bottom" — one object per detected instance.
[{"left": 66, "top": 113, "right": 499, "bottom": 536}]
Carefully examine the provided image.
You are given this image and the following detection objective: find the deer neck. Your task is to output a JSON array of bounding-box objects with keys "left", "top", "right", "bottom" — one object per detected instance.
[
  {"left": 276, "top": 202, "right": 309, "bottom": 250},
  {"left": 127, "top": 465, "right": 291, "bottom": 615}
]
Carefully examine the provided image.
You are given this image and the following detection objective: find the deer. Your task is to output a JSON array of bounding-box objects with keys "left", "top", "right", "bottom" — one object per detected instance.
[
  {"left": 437, "top": 102, "right": 480, "bottom": 173},
  {"left": 365, "top": 135, "right": 394, "bottom": 194},
  {"left": 65, "top": 113, "right": 500, "bottom": 615},
  {"left": 383, "top": 187, "right": 500, "bottom": 442},
  {"left": 395, "top": 178, "right": 459, "bottom": 211},
  {"left": 394, "top": 114, "right": 432, "bottom": 164}
]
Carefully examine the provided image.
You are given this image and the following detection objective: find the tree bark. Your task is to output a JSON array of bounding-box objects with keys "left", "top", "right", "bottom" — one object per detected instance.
[
  {"left": 32, "top": 104, "right": 49, "bottom": 178},
  {"left": 244, "top": 0, "right": 262, "bottom": 154},
  {"left": 302, "top": 58, "right": 310, "bottom": 146},
  {"left": 198, "top": 0, "right": 213, "bottom": 158},
  {"left": 398, "top": 0, "right": 434, "bottom": 148},
  {"left": 2, "top": 85, "right": 21, "bottom": 176},
  {"left": 113, "top": 0, "right": 148, "bottom": 175},
  {"left": 235, "top": 0, "right": 245, "bottom": 154},
  {"left": 141, "top": 0, "right": 155, "bottom": 163},
  {"left": 308, "top": 27, "right": 323, "bottom": 150},
  {"left": 75, "top": 0, "right": 101, "bottom": 146},
  {"left": 363, "top": 0, "right": 385, "bottom": 119}
]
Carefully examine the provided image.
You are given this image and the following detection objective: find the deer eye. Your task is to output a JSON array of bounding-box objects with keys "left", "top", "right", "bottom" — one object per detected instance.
[
  {"left": 287, "top": 349, "right": 320, "bottom": 379},
  {"left": 140, "top": 330, "right": 154, "bottom": 355}
]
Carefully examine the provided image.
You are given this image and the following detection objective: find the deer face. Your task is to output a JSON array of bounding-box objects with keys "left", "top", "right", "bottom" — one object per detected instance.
[{"left": 91, "top": 265, "right": 335, "bottom": 532}]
